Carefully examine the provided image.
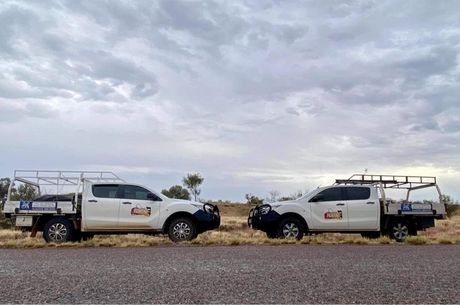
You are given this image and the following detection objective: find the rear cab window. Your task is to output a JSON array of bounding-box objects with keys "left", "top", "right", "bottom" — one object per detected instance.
[
  {"left": 346, "top": 187, "right": 371, "bottom": 200},
  {"left": 92, "top": 184, "right": 120, "bottom": 198}
]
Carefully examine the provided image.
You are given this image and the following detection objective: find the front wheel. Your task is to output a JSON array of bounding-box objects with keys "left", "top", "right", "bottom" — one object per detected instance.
[
  {"left": 168, "top": 218, "right": 197, "bottom": 242},
  {"left": 390, "top": 220, "right": 410, "bottom": 242},
  {"left": 277, "top": 218, "right": 304, "bottom": 240},
  {"left": 43, "top": 218, "right": 74, "bottom": 243}
]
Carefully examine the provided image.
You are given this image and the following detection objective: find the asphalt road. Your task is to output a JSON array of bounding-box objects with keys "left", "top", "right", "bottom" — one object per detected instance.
[{"left": 0, "top": 245, "right": 458, "bottom": 304}]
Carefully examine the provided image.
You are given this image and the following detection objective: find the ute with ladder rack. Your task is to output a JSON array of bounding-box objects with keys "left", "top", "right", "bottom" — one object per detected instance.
[
  {"left": 249, "top": 174, "right": 446, "bottom": 242},
  {"left": 1, "top": 170, "right": 220, "bottom": 243}
]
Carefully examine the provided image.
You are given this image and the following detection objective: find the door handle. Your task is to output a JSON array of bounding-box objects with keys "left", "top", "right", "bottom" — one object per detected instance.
[
  {"left": 366, "top": 201, "right": 375, "bottom": 204},
  {"left": 336, "top": 203, "right": 345, "bottom": 206},
  {"left": 88, "top": 200, "right": 98, "bottom": 203},
  {"left": 122, "top": 201, "right": 132, "bottom": 205}
]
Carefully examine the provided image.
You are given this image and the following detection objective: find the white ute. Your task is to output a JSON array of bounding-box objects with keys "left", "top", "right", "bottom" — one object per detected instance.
[
  {"left": 248, "top": 174, "right": 446, "bottom": 242},
  {"left": 1, "top": 170, "right": 220, "bottom": 243}
]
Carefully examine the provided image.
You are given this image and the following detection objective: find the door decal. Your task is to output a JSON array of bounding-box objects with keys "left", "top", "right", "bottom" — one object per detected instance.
[
  {"left": 324, "top": 210, "right": 342, "bottom": 220},
  {"left": 131, "top": 205, "right": 151, "bottom": 216}
]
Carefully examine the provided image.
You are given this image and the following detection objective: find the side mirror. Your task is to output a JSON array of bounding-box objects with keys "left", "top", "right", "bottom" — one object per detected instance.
[{"left": 147, "top": 193, "right": 161, "bottom": 201}]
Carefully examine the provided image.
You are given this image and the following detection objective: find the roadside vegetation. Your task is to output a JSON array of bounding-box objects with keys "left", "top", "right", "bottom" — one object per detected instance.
[
  {"left": 1, "top": 175, "right": 459, "bottom": 248},
  {"left": 0, "top": 203, "right": 458, "bottom": 248}
]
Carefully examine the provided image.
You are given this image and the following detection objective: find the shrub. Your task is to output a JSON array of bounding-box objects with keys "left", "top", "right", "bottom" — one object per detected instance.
[
  {"left": 406, "top": 236, "right": 428, "bottom": 245},
  {"left": 445, "top": 204, "right": 460, "bottom": 218}
]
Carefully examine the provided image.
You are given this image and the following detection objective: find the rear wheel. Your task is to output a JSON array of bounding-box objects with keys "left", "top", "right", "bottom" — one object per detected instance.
[
  {"left": 43, "top": 218, "right": 74, "bottom": 243},
  {"left": 390, "top": 220, "right": 409, "bottom": 242},
  {"left": 168, "top": 218, "right": 197, "bottom": 242},
  {"left": 277, "top": 218, "right": 304, "bottom": 240}
]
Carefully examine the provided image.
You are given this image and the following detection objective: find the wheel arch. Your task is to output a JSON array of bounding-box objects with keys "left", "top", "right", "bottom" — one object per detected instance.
[
  {"left": 383, "top": 215, "right": 415, "bottom": 231},
  {"left": 35, "top": 215, "right": 78, "bottom": 232},
  {"left": 278, "top": 212, "right": 309, "bottom": 232},
  {"left": 162, "top": 211, "right": 195, "bottom": 233}
]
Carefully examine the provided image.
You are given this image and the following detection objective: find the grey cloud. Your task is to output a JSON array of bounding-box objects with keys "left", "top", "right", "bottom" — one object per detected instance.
[
  {"left": 0, "top": 1, "right": 460, "bottom": 200},
  {"left": 0, "top": 101, "right": 58, "bottom": 122},
  {"left": 393, "top": 46, "right": 458, "bottom": 79}
]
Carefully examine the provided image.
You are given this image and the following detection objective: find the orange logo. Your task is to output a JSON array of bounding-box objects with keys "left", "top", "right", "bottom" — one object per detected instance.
[
  {"left": 131, "top": 206, "right": 151, "bottom": 216},
  {"left": 324, "top": 210, "right": 342, "bottom": 220}
]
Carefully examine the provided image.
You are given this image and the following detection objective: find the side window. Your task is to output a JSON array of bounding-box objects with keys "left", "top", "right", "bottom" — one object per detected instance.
[
  {"left": 346, "top": 187, "right": 370, "bottom": 200},
  {"left": 92, "top": 184, "right": 119, "bottom": 198},
  {"left": 310, "top": 187, "right": 344, "bottom": 202},
  {"left": 123, "top": 185, "right": 153, "bottom": 200}
]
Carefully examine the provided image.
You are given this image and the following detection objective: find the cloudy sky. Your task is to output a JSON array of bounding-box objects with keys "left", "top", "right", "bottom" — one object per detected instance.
[{"left": 0, "top": 0, "right": 459, "bottom": 201}]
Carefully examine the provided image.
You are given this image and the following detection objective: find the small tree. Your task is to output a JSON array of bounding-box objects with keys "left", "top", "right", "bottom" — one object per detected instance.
[
  {"left": 10, "top": 184, "right": 38, "bottom": 201},
  {"left": 0, "top": 178, "right": 11, "bottom": 200},
  {"left": 266, "top": 190, "right": 280, "bottom": 203},
  {"left": 161, "top": 185, "right": 191, "bottom": 200},
  {"left": 245, "top": 194, "right": 264, "bottom": 205},
  {"left": 279, "top": 190, "right": 306, "bottom": 201},
  {"left": 0, "top": 178, "right": 38, "bottom": 202},
  {"left": 442, "top": 194, "right": 460, "bottom": 217},
  {"left": 183, "top": 173, "right": 204, "bottom": 201}
]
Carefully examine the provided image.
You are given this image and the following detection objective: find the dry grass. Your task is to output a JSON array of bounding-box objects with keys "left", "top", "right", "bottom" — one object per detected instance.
[
  {"left": 418, "top": 216, "right": 460, "bottom": 244},
  {"left": 0, "top": 204, "right": 459, "bottom": 248}
]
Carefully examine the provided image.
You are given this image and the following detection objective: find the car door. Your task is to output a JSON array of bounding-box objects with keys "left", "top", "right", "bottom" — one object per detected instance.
[
  {"left": 117, "top": 184, "right": 162, "bottom": 229},
  {"left": 346, "top": 186, "right": 379, "bottom": 230},
  {"left": 83, "top": 184, "right": 121, "bottom": 230},
  {"left": 309, "top": 187, "right": 348, "bottom": 230}
]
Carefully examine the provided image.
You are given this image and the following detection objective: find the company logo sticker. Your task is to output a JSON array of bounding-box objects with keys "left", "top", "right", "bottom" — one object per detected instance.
[
  {"left": 131, "top": 206, "right": 151, "bottom": 216},
  {"left": 324, "top": 210, "right": 343, "bottom": 220},
  {"left": 19, "top": 201, "right": 33, "bottom": 210},
  {"left": 400, "top": 203, "right": 412, "bottom": 211}
]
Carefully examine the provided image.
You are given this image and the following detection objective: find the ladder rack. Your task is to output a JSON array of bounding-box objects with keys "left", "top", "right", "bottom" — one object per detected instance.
[
  {"left": 12, "top": 170, "right": 125, "bottom": 187},
  {"left": 335, "top": 174, "right": 437, "bottom": 190}
]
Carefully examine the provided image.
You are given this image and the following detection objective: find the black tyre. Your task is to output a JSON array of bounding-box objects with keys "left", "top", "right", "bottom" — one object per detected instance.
[
  {"left": 361, "top": 232, "right": 381, "bottom": 239},
  {"left": 168, "top": 217, "right": 197, "bottom": 242},
  {"left": 43, "top": 218, "right": 74, "bottom": 243},
  {"left": 277, "top": 217, "right": 304, "bottom": 240},
  {"left": 390, "top": 220, "right": 410, "bottom": 242}
]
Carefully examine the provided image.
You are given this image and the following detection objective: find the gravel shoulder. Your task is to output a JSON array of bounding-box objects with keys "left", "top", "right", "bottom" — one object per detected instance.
[{"left": 0, "top": 245, "right": 458, "bottom": 304}]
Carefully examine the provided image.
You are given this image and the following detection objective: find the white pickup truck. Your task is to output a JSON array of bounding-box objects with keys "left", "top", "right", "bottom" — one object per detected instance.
[
  {"left": 248, "top": 174, "right": 446, "bottom": 241},
  {"left": 1, "top": 170, "right": 220, "bottom": 243}
]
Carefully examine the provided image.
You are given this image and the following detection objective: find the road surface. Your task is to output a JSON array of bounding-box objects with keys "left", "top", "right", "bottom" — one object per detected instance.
[{"left": 0, "top": 245, "right": 458, "bottom": 304}]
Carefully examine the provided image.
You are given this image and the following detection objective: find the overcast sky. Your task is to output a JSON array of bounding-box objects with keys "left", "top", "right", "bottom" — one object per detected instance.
[{"left": 0, "top": 0, "right": 459, "bottom": 202}]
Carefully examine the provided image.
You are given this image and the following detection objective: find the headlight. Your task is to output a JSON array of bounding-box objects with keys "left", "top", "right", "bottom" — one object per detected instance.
[
  {"left": 204, "top": 204, "right": 214, "bottom": 214},
  {"left": 203, "top": 203, "right": 218, "bottom": 215},
  {"left": 259, "top": 204, "right": 272, "bottom": 215}
]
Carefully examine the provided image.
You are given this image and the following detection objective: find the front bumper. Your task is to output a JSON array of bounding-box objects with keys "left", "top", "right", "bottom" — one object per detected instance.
[
  {"left": 248, "top": 206, "right": 281, "bottom": 232},
  {"left": 193, "top": 204, "right": 220, "bottom": 233}
]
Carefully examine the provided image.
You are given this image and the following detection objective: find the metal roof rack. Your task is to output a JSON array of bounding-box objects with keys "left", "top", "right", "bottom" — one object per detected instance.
[
  {"left": 12, "top": 170, "right": 125, "bottom": 187},
  {"left": 335, "top": 174, "right": 437, "bottom": 191}
]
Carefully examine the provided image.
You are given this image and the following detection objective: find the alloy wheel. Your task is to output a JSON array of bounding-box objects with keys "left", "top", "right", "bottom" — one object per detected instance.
[
  {"left": 173, "top": 222, "right": 192, "bottom": 240},
  {"left": 392, "top": 223, "right": 409, "bottom": 241},
  {"left": 282, "top": 222, "right": 300, "bottom": 239},
  {"left": 48, "top": 223, "right": 68, "bottom": 243}
]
